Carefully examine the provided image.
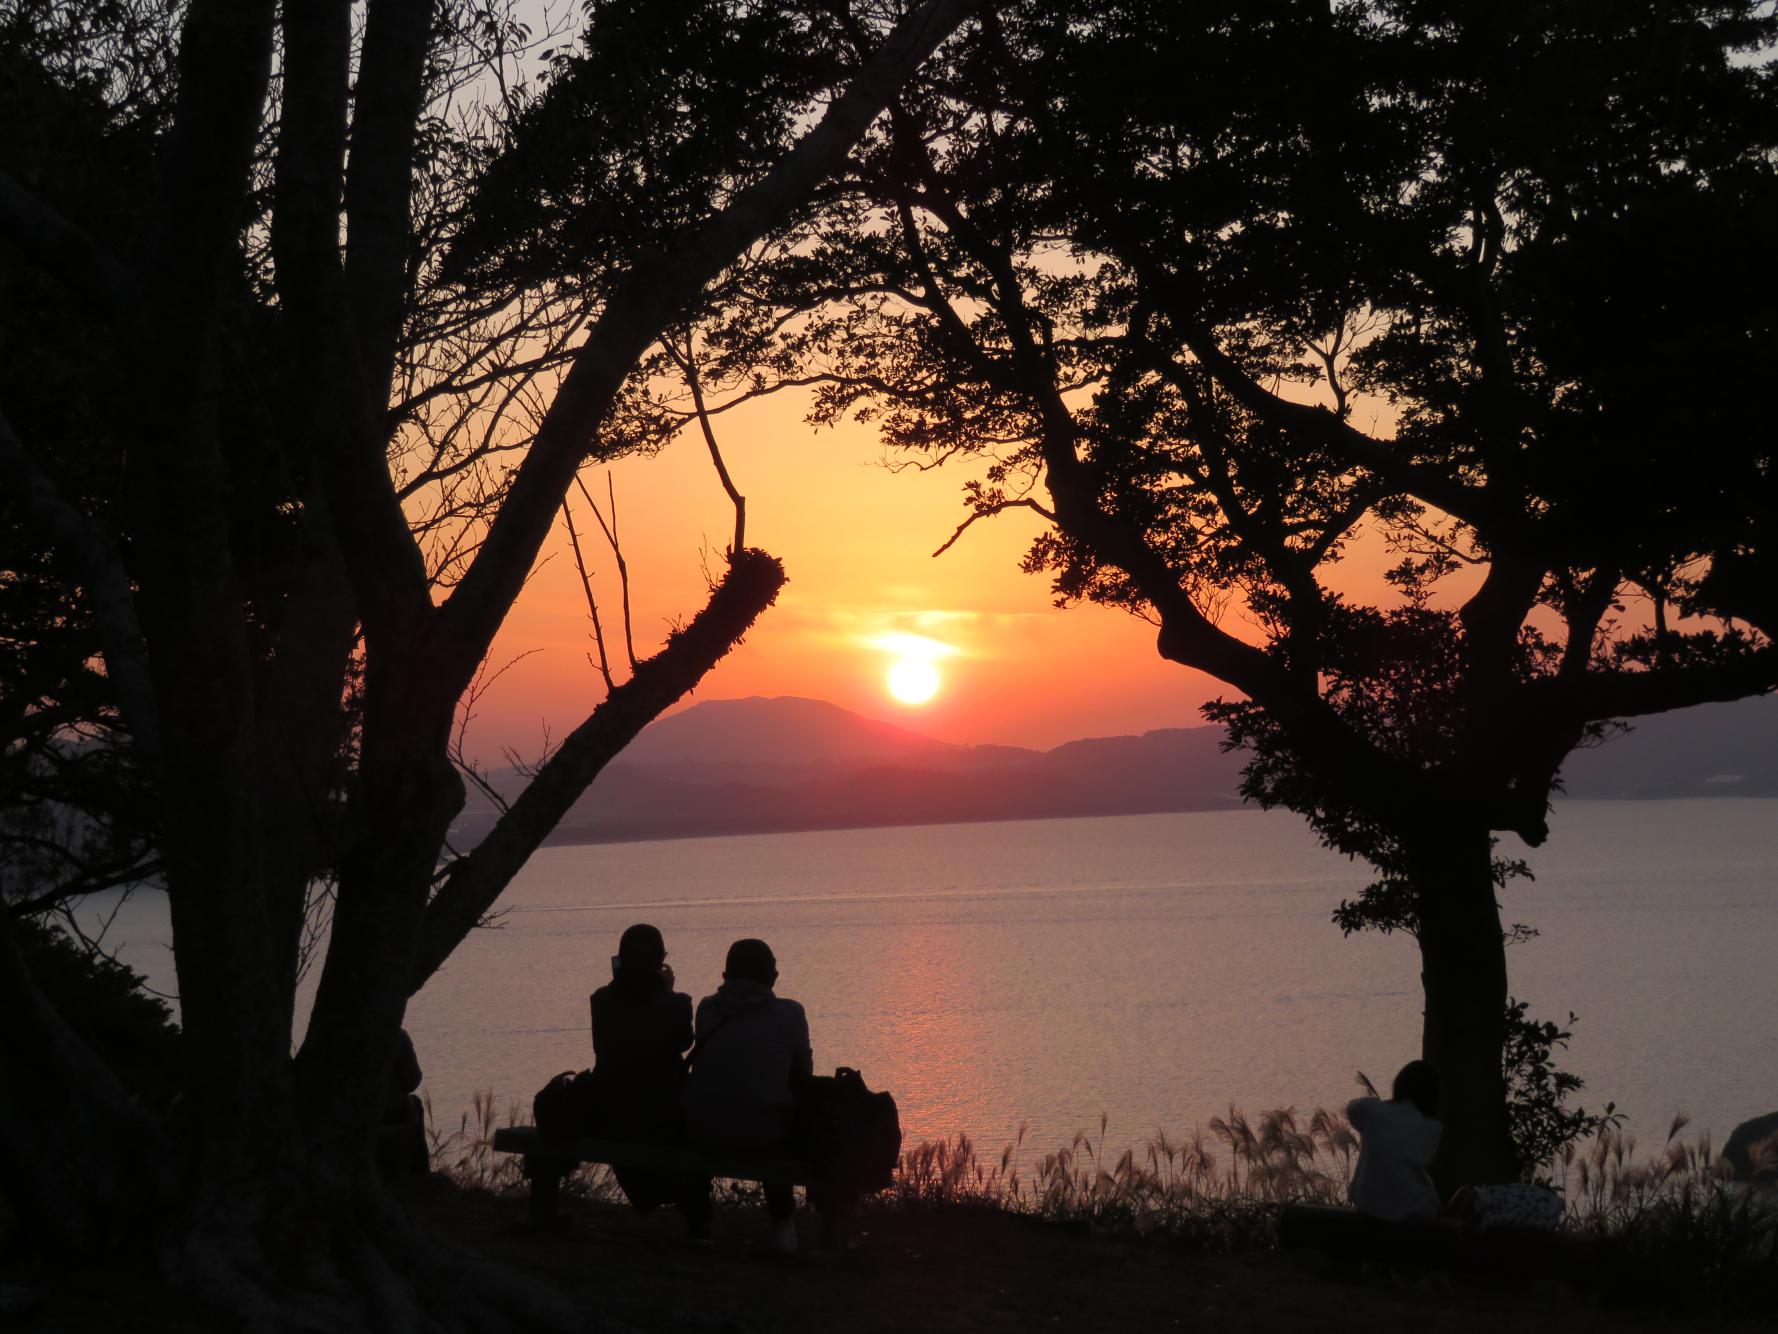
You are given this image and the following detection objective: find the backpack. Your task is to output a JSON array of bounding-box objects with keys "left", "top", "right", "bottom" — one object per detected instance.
[
  {"left": 795, "top": 1066, "right": 902, "bottom": 1196},
  {"left": 532, "top": 1069, "right": 601, "bottom": 1140}
]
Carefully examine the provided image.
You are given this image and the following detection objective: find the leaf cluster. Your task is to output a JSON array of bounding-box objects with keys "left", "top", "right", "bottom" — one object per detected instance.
[
  {"left": 444, "top": 0, "right": 851, "bottom": 296},
  {"left": 1502, "top": 999, "right": 1618, "bottom": 1181}
]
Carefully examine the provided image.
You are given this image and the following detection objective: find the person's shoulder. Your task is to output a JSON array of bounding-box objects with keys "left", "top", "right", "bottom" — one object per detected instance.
[
  {"left": 1347, "top": 1096, "right": 1381, "bottom": 1121},
  {"left": 772, "top": 996, "right": 810, "bottom": 1029}
]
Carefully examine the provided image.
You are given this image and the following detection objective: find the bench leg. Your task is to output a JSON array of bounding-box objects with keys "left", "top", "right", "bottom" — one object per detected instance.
[
  {"left": 524, "top": 1157, "right": 565, "bottom": 1230},
  {"left": 814, "top": 1188, "right": 855, "bottom": 1251}
]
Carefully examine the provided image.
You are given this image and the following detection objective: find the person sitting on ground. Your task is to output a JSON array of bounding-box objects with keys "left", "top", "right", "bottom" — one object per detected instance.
[
  {"left": 589, "top": 923, "right": 711, "bottom": 1237},
  {"left": 683, "top": 937, "right": 813, "bottom": 1253},
  {"left": 1347, "top": 1060, "right": 1442, "bottom": 1222}
]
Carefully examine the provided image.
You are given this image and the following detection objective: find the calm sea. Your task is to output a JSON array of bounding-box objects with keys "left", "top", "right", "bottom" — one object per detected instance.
[{"left": 89, "top": 800, "right": 1778, "bottom": 1161}]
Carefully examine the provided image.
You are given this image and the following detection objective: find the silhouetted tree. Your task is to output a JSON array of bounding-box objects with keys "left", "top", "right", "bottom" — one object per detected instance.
[
  {"left": 678, "top": 0, "right": 1777, "bottom": 1186},
  {"left": 0, "top": 0, "right": 975, "bottom": 1325}
]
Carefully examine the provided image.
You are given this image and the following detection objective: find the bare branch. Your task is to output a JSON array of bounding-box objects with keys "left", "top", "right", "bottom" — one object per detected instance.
[
  {"left": 574, "top": 475, "right": 639, "bottom": 674},
  {"left": 447, "top": 646, "right": 544, "bottom": 817},
  {"left": 3, "top": 855, "right": 165, "bottom": 921},
  {"left": 931, "top": 497, "right": 1056, "bottom": 557},
  {"left": 666, "top": 334, "right": 747, "bottom": 555},
  {"left": 559, "top": 497, "right": 615, "bottom": 691},
  {"left": 412, "top": 548, "right": 789, "bottom": 990},
  {"left": 433, "top": 0, "right": 980, "bottom": 691}
]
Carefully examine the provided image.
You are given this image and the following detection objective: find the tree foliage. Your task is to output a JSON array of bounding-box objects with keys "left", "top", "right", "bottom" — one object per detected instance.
[
  {"left": 1501, "top": 1000, "right": 1618, "bottom": 1181},
  {"left": 11, "top": 917, "right": 180, "bottom": 1107},
  {"left": 555, "top": 0, "right": 1777, "bottom": 1184}
]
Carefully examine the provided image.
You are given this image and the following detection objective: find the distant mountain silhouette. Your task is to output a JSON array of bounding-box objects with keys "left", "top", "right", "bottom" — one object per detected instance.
[
  {"left": 1557, "top": 695, "right": 1778, "bottom": 798},
  {"left": 453, "top": 693, "right": 1778, "bottom": 847},
  {"left": 620, "top": 695, "right": 966, "bottom": 768}
]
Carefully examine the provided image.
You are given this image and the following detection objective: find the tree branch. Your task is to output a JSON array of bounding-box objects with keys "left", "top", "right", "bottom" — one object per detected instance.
[
  {"left": 1524, "top": 653, "right": 1778, "bottom": 725},
  {"left": 931, "top": 497, "right": 1055, "bottom": 557},
  {"left": 344, "top": 0, "right": 436, "bottom": 402},
  {"left": 559, "top": 497, "right": 615, "bottom": 691},
  {"left": 271, "top": 0, "right": 435, "bottom": 641},
  {"left": 411, "top": 548, "right": 788, "bottom": 989},
  {"left": 430, "top": 0, "right": 979, "bottom": 698},
  {"left": 668, "top": 334, "right": 747, "bottom": 554},
  {"left": 576, "top": 475, "right": 638, "bottom": 674}
]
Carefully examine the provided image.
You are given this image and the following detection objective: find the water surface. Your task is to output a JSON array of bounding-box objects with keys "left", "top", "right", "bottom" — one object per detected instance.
[{"left": 94, "top": 800, "right": 1778, "bottom": 1160}]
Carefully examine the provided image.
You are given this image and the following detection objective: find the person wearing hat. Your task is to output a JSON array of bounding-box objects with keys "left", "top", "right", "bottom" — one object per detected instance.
[
  {"left": 683, "top": 937, "right": 813, "bottom": 1252},
  {"left": 589, "top": 923, "right": 711, "bottom": 1236}
]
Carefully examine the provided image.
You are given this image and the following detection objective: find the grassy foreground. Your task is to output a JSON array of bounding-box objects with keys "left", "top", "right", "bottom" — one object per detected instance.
[
  {"left": 413, "top": 1096, "right": 1777, "bottom": 1331},
  {"left": 7, "top": 1171, "right": 1768, "bottom": 1334},
  {"left": 405, "top": 1171, "right": 1769, "bottom": 1334},
  {"left": 4, "top": 1101, "right": 1771, "bottom": 1332}
]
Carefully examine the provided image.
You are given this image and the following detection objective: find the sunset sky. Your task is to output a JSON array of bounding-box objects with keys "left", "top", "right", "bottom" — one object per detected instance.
[
  {"left": 466, "top": 386, "right": 1409, "bottom": 764},
  {"left": 445, "top": 5, "right": 1444, "bottom": 766}
]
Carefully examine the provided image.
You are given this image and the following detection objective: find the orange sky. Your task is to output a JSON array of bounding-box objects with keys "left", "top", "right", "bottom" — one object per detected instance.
[{"left": 463, "top": 387, "right": 1407, "bottom": 764}]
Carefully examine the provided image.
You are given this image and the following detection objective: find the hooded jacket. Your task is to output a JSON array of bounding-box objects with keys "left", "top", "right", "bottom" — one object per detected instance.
[
  {"left": 1346, "top": 1096, "right": 1442, "bottom": 1221},
  {"left": 589, "top": 968, "right": 694, "bottom": 1137},
  {"left": 682, "top": 978, "right": 813, "bottom": 1150}
]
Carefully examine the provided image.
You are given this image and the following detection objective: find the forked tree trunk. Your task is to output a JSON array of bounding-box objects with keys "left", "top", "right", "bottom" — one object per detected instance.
[
  {"left": 1408, "top": 824, "right": 1515, "bottom": 1194},
  {"left": 1, "top": 0, "right": 977, "bottom": 1322}
]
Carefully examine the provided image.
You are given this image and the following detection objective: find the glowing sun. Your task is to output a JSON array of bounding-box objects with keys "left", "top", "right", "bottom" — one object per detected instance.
[
  {"left": 886, "top": 655, "right": 941, "bottom": 704},
  {"left": 871, "top": 631, "right": 956, "bottom": 706}
]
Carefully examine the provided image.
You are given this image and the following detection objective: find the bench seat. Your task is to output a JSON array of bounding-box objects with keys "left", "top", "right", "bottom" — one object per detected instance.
[
  {"left": 490, "top": 1126, "right": 845, "bottom": 1238},
  {"left": 491, "top": 1126, "right": 826, "bottom": 1187}
]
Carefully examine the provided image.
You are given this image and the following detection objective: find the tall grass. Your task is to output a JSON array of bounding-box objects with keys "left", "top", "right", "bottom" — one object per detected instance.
[
  {"left": 890, "top": 1109, "right": 1777, "bottom": 1301},
  {"left": 424, "top": 1090, "right": 526, "bottom": 1192},
  {"left": 886, "top": 1107, "right": 1357, "bottom": 1251},
  {"left": 423, "top": 1091, "right": 1777, "bottom": 1304},
  {"left": 1550, "top": 1115, "right": 1778, "bottom": 1312},
  {"left": 422, "top": 1090, "right": 622, "bottom": 1200}
]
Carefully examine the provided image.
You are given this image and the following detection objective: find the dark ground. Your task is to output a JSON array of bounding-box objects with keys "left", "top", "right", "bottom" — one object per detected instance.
[
  {"left": 418, "top": 1178, "right": 1770, "bottom": 1333},
  {"left": 2, "top": 1177, "right": 1766, "bottom": 1332}
]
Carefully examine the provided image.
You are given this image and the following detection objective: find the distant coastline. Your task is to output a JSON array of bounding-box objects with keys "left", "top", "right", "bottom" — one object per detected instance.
[
  {"left": 538, "top": 794, "right": 1254, "bottom": 848},
  {"left": 452, "top": 694, "right": 1778, "bottom": 849},
  {"left": 529, "top": 792, "right": 1778, "bottom": 850}
]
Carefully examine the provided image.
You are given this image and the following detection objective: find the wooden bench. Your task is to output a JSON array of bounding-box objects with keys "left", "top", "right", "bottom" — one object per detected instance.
[
  {"left": 1278, "top": 1203, "right": 1611, "bottom": 1283},
  {"left": 490, "top": 1126, "right": 853, "bottom": 1245}
]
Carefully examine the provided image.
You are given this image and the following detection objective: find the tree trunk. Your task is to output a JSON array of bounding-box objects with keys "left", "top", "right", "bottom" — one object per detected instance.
[{"left": 1408, "top": 824, "right": 1515, "bottom": 1194}]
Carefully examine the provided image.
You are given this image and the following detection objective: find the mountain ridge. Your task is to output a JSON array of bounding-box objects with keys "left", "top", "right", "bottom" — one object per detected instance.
[{"left": 452, "top": 693, "right": 1778, "bottom": 846}]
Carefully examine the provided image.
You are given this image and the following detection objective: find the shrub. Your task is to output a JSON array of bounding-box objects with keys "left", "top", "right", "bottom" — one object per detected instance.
[
  {"left": 13, "top": 915, "right": 180, "bottom": 1106},
  {"left": 1503, "top": 1000, "right": 1619, "bottom": 1180}
]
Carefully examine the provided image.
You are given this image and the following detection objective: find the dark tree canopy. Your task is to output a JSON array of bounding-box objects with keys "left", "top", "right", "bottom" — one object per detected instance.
[{"left": 513, "top": 0, "right": 1774, "bottom": 1184}]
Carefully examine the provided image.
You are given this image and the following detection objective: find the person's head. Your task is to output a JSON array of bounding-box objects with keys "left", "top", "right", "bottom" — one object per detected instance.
[
  {"left": 1391, "top": 1060, "right": 1440, "bottom": 1119},
  {"left": 614, "top": 923, "right": 666, "bottom": 986},
  {"left": 723, "top": 937, "right": 777, "bottom": 988}
]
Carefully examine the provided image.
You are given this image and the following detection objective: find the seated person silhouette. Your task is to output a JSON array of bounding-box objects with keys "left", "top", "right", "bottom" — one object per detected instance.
[
  {"left": 1347, "top": 1060, "right": 1442, "bottom": 1222},
  {"left": 684, "top": 937, "right": 812, "bottom": 1253},
  {"left": 589, "top": 923, "right": 711, "bottom": 1237}
]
